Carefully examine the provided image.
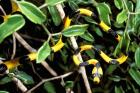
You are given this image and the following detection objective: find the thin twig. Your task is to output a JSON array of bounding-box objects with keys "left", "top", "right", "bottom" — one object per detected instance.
[
  {"left": 51, "top": 32, "right": 62, "bottom": 37},
  {"left": 70, "top": 37, "right": 92, "bottom": 93},
  {"left": 39, "top": 3, "right": 47, "bottom": 9},
  {"left": 30, "top": 63, "right": 42, "bottom": 80},
  {"left": 56, "top": 4, "right": 65, "bottom": 20},
  {"left": 12, "top": 76, "right": 28, "bottom": 92},
  {"left": 26, "top": 72, "right": 73, "bottom": 93},
  {"left": 11, "top": 34, "right": 16, "bottom": 59},
  {"left": 0, "top": 5, "right": 6, "bottom": 16},
  {"left": 56, "top": 4, "right": 92, "bottom": 93},
  {"left": 19, "top": 33, "right": 46, "bottom": 42},
  {"left": 14, "top": 32, "right": 57, "bottom": 76},
  {"left": 41, "top": 24, "right": 51, "bottom": 35},
  {"left": 13, "top": 32, "right": 36, "bottom": 52}
]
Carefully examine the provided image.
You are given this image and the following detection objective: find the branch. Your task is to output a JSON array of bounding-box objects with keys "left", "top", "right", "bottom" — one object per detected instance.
[
  {"left": 26, "top": 72, "right": 73, "bottom": 93},
  {"left": 70, "top": 37, "right": 92, "bottom": 93},
  {"left": 11, "top": 34, "right": 16, "bottom": 59},
  {"left": 12, "top": 76, "right": 28, "bottom": 92},
  {"left": 13, "top": 32, "right": 57, "bottom": 76},
  {"left": 56, "top": 4, "right": 92, "bottom": 93}
]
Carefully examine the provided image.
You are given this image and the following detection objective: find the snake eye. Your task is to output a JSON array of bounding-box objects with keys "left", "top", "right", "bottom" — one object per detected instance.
[{"left": 0, "top": 64, "right": 7, "bottom": 74}]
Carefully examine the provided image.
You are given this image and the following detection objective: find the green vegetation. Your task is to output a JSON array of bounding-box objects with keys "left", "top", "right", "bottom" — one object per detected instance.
[{"left": 0, "top": 0, "right": 140, "bottom": 93}]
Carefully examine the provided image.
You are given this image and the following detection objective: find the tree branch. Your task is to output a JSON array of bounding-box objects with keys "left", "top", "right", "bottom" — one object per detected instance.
[
  {"left": 56, "top": 4, "right": 92, "bottom": 93},
  {"left": 14, "top": 32, "right": 57, "bottom": 76},
  {"left": 26, "top": 72, "right": 73, "bottom": 93}
]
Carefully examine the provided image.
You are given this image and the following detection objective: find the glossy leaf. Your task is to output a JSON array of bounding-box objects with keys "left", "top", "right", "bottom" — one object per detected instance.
[
  {"left": 44, "top": 82, "right": 56, "bottom": 93},
  {"left": 135, "top": 47, "right": 140, "bottom": 68},
  {"left": 129, "top": 41, "right": 139, "bottom": 52},
  {"left": 0, "top": 91, "right": 9, "bottom": 93},
  {"left": 18, "top": 1, "right": 46, "bottom": 24},
  {"left": 97, "top": 3, "right": 111, "bottom": 25},
  {"left": 95, "top": 27, "right": 103, "bottom": 37},
  {"left": 106, "top": 65, "right": 118, "bottom": 74},
  {"left": 129, "top": 67, "right": 140, "bottom": 86},
  {"left": 134, "top": 17, "right": 140, "bottom": 35},
  {"left": 119, "top": 32, "right": 130, "bottom": 51},
  {"left": 64, "top": 81, "right": 74, "bottom": 89},
  {"left": 68, "top": 1, "right": 79, "bottom": 11},
  {"left": 135, "top": 0, "right": 140, "bottom": 12},
  {"left": 16, "top": 71, "right": 34, "bottom": 85},
  {"left": 115, "top": 86, "right": 124, "bottom": 93},
  {"left": 114, "top": 0, "right": 123, "bottom": 9},
  {"left": 0, "top": 14, "right": 25, "bottom": 43},
  {"left": 108, "top": 75, "right": 121, "bottom": 82},
  {"left": 80, "top": 32, "right": 94, "bottom": 42},
  {"left": 62, "top": 24, "right": 88, "bottom": 37},
  {"left": 114, "top": 32, "right": 130, "bottom": 56},
  {"left": 85, "top": 49, "right": 95, "bottom": 59},
  {"left": 83, "top": 16, "right": 96, "bottom": 24},
  {"left": 37, "top": 41, "right": 51, "bottom": 63},
  {"left": 45, "top": 0, "right": 66, "bottom": 6},
  {"left": 0, "top": 76, "right": 12, "bottom": 85},
  {"left": 127, "top": 1, "right": 134, "bottom": 12},
  {"left": 48, "top": 6, "right": 62, "bottom": 26},
  {"left": 116, "top": 9, "right": 128, "bottom": 24},
  {"left": 134, "top": 0, "right": 140, "bottom": 35}
]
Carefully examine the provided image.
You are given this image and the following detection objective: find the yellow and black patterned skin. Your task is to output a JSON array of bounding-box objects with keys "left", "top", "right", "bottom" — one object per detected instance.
[{"left": 73, "top": 46, "right": 103, "bottom": 84}]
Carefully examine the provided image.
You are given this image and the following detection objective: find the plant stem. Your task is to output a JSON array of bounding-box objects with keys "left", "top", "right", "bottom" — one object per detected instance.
[
  {"left": 56, "top": 4, "right": 92, "bottom": 93},
  {"left": 26, "top": 72, "right": 73, "bottom": 93}
]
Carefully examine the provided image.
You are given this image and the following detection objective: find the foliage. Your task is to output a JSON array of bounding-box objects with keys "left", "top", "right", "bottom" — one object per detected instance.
[{"left": 0, "top": 0, "right": 140, "bottom": 93}]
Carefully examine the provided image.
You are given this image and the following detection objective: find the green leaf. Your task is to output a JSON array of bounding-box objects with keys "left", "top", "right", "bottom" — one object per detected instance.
[
  {"left": 129, "top": 67, "right": 140, "bottom": 86},
  {"left": 85, "top": 50, "right": 95, "bottom": 59},
  {"left": 106, "top": 65, "right": 118, "bottom": 74},
  {"left": 114, "top": 31, "right": 130, "bottom": 56},
  {"left": 48, "top": 6, "right": 62, "bottom": 26},
  {"left": 0, "top": 14, "right": 25, "bottom": 43},
  {"left": 0, "top": 91, "right": 9, "bottom": 93},
  {"left": 95, "top": 27, "right": 103, "bottom": 37},
  {"left": 62, "top": 24, "right": 88, "bottom": 37},
  {"left": 80, "top": 32, "right": 94, "bottom": 42},
  {"left": 116, "top": 9, "right": 128, "bottom": 24},
  {"left": 83, "top": 16, "right": 96, "bottom": 24},
  {"left": 97, "top": 3, "right": 111, "bottom": 25},
  {"left": 64, "top": 81, "right": 74, "bottom": 89},
  {"left": 134, "top": 0, "right": 140, "bottom": 35},
  {"left": 115, "top": 86, "right": 124, "bottom": 93},
  {"left": 45, "top": 0, "right": 66, "bottom": 6},
  {"left": 44, "top": 82, "right": 56, "bottom": 93},
  {"left": 114, "top": 0, "right": 123, "bottom": 9},
  {"left": 16, "top": 71, "right": 34, "bottom": 85},
  {"left": 68, "top": 1, "right": 79, "bottom": 11},
  {"left": 134, "top": 17, "right": 140, "bottom": 35},
  {"left": 135, "top": 0, "right": 140, "bottom": 12},
  {"left": 108, "top": 75, "right": 121, "bottom": 82},
  {"left": 129, "top": 41, "right": 139, "bottom": 52},
  {"left": 135, "top": 47, "right": 140, "bottom": 68},
  {"left": 37, "top": 41, "right": 51, "bottom": 63},
  {"left": 127, "top": 1, "right": 134, "bottom": 12},
  {"left": 18, "top": 1, "right": 46, "bottom": 24},
  {"left": 0, "top": 76, "right": 12, "bottom": 85},
  {"left": 119, "top": 32, "right": 130, "bottom": 51}
]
